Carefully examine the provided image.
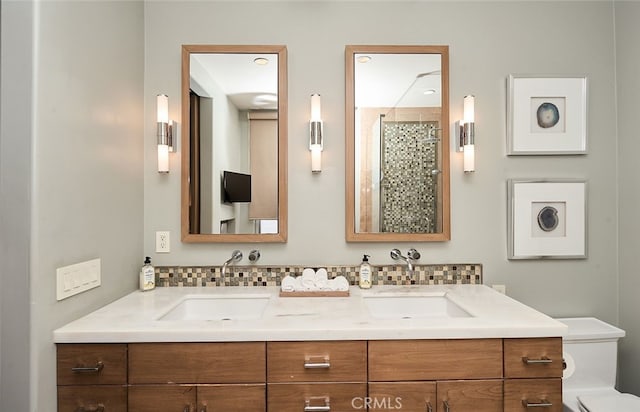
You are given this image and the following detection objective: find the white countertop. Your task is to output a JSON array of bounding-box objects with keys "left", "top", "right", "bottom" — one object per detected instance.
[{"left": 53, "top": 285, "right": 567, "bottom": 343}]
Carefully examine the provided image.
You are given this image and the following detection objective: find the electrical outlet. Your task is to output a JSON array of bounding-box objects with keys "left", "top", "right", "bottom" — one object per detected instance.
[
  {"left": 156, "top": 231, "right": 170, "bottom": 253},
  {"left": 492, "top": 284, "right": 506, "bottom": 295}
]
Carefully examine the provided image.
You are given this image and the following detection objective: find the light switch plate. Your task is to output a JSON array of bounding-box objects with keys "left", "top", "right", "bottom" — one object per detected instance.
[{"left": 56, "top": 258, "right": 101, "bottom": 301}]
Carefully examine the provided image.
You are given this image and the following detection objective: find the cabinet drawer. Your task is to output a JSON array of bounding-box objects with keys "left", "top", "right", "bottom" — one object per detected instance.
[
  {"left": 129, "top": 342, "right": 265, "bottom": 384},
  {"left": 128, "top": 385, "right": 195, "bottom": 412},
  {"left": 58, "top": 385, "right": 127, "bottom": 412},
  {"left": 504, "top": 379, "right": 562, "bottom": 412},
  {"left": 504, "top": 338, "right": 563, "bottom": 378},
  {"left": 267, "top": 341, "right": 366, "bottom": 383},
  {"left": 437, "top": 380, "right": 503, "bottom": 412},
  {"left": 369, "top": 382, "right": 436, "bottom": 412},
  {"left": 57, "top": 344, "right": 127, "bottom": 385},
  {"left": 268, "top": 383, "right": 366, "bottom": 412},
  {"left": 198, "top": 384, "right": 265, "bottom": 412},
  {"left": 369, "top": 339, "right": 503, "bottom": 381}
]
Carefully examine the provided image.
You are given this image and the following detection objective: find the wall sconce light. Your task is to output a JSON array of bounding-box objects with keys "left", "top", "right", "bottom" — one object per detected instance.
[
  {"left": 456, "top": 95, "right": 475, "bottom": 173},
  {"left": 309, "top": 93, "right": 323, "bottom": 173},
  {"left": 156, "top": 94, "right": 174, "bottom": 173}
]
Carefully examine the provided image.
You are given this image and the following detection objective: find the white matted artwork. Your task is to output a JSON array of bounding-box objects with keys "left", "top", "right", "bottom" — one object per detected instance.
[
  {"left": 508, "top": 179, "right": 587, "bottom": 259},
  {"left": 507, "top": 75, "right": 587, "bottom": 155}
]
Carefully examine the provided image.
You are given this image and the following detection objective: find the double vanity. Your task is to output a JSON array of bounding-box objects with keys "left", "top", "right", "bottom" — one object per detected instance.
[{"left": 55, "top": 285, "right": 566, "bottom": 411}]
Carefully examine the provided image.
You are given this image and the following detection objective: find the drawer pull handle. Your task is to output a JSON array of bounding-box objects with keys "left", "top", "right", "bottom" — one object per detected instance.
[
  {"left": 522, "top": 399, "right": 553, "bottom": 408},
  {"left": 426, "top": 401, "right": 433, "bottom": 412},
  {"left": 304, "top": 355, "right": 330, "bottom": 369},
  {"left": 443, "top": 400, "right": 451, "bottom": 412},
  {"left": 304, "top": 396, "right": 330, "bottom": 412},
  {"left": 199, "top": 406, "right": 207, "bottom": 412},
  {"left": 75, "top": 404, "right": 104, "bottom": 412},
  {"left": 183, "top": 406, "right": 191, "bottom": 412},
  {"left": 522, "top": 356, "right": 553, "bottom": 365},
  {"left": 71, "top": 361, "right": 104, "bottom": 373}
]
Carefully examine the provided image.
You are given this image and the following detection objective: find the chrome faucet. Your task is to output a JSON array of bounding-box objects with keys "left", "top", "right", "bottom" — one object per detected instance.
[
  {"left": 221, "top": 250, "right": 243, "bottom": 278},
  {"left": 390, "top": 248, "right": 421, "bottom": 272}
]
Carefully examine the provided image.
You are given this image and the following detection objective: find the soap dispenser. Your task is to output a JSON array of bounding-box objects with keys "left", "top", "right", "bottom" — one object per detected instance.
[
  {"left": 359, "top": 254, "right": 372, "bottom": 289},
  {"left": 139, "top": 256, "right": 156, "bottom": 291}
]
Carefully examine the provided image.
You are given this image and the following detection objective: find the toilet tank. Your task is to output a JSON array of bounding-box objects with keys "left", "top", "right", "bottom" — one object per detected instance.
[{"left": 557, "top": 317, "right": 625, "bottom": 391}]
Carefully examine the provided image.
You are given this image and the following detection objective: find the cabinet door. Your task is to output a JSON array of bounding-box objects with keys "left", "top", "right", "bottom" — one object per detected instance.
[
  {"left": 197, "top": 384, "right": 265, "bottom": 412},
  {"left": 268, "top": 383, "right": 366, "bottom": 412},
  {"left": 504, "top": 379, "right": 562, "bottom": 412},
  {"left": 58, "top": 385, "right": 127, "bottom": 412},
  {"left": 437, "top": 380, "right": 503, "bottom": 412},
  {"left": 267, "top": 341, "right": 367, "bottom": 383},
  {"left": 369, "top": 382, "right": 437, "bottom": 412},
  {"left": 504, "top": 338, "right": 563, "bottom": 379},
  {"left": 129, "top": 385, "right": 196, "bottom": 412},
  {"left": 369, "top": 339, "right": 503, "bottom": 381},
  {"left": 57, "top": 344, "right": 127, "bottom": 385},
  {"left": 129, "top": 342, "right": 265, "bottom": 384}
]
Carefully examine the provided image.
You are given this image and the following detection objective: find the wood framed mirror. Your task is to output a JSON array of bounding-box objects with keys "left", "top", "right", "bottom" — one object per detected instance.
[
  {"left": 181, "top": 45, "right": 287, "bottom": 243},
  {"left": 345, "top": 45, "right": 450, "bottom": 242}
]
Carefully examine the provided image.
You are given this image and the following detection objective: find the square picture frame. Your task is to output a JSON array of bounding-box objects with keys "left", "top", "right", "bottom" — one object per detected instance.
[
  {"left": 507, "top": 75, "right": 588, "bottom": 155},
  {"left": 507, "top": 179, "right": 587, "bottom": 260}
]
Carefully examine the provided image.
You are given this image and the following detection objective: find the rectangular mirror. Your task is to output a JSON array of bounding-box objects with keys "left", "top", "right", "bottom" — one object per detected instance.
[
  {"left": 345, "top": 45, "right": 450, "bottom": 242},
  {"left": 181, "top": 45, "right": 287, "bottom": 243}
]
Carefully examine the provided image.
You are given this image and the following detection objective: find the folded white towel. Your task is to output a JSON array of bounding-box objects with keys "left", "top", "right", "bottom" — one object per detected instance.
[
  {"left": 301, "top": 268, "right": 316, "bottom": 290},
  {"left": 327, "top": 275, "right": 349, "bottom": 292},
  {"left": 281, "top": 275, "right": 296, "bottom": 292},
  {"left": 314, "top": 268, "right": 329, "bottom": 289}
]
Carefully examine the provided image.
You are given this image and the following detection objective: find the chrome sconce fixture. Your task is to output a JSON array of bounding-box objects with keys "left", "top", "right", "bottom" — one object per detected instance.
[
  {"left": 156, "top": 94, "right": 175, "bottom": 173},
  {"left": 309, "top": 93, "right": 323, "bottom": 173},
  {"left": 455, "top": 95, "right": 475, "bottom": 173}
]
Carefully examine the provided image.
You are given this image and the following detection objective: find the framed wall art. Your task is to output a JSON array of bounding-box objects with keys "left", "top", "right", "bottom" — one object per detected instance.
[
  {"left": 507, "top": 179, "right": 587, "bottom": 260},
  {"left": 507, "top": 75, "right": 588, "bottom": 155}
]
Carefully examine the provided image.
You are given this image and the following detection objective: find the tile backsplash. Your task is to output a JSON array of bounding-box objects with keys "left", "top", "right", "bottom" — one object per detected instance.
[{"left": 156, "top": 264, "right": 482, "bottom": 287}]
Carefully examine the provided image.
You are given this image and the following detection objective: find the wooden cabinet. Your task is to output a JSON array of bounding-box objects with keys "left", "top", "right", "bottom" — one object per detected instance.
[
  {"left": 128, "top": 385, "right": 196, "bottom": 412},
  {"left": 57, "top": 343, "right": 127, "bottom": 386},
  {"left": 369, "top": 382, "right": 436, "bottom": 411},
  {"left": 268, "top": 383, "right": 366, "bottom": 412},
  {"left": 57, "top": 337, "right": 561, "bottom": 411},
  {"left": 268, "top": 341, "right": 367, "bottom": 412},
  {"left": 56, "top": 344, "right": 127, "bottom": 412},
  {"left": 128, "top": 384, "right": 265, "bottom": 412},
  {"left": 58, "top": 385, "right": 127, "bottom": 412},
  {"left": 369, "top": 339, "right": 503, "bottom": 381},
  {"left": 267, "top": 341, "right": 366, "bottom": 383},
  {"left": 129, "top": 342, "right": 265, "bottom": 384},
  {"left": 504, "top": 338, "right": 563, "bottom": 378},
  {"left": 504, "top": 379, "right": 562, "bottom": 412},
  {"left": 198, "top": 384, "right": 266, "bottom": 412},
  {"left": 437, "top": 380, "right": 503, "bottom": 412}
]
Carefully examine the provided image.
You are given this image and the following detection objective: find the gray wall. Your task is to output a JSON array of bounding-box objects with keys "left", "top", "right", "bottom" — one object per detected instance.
[
  {"left": 3, "top": 0, "right": 638, "bottom": 408},
  {"left": 1, "top": 1, "right": 34, "bottom": 409},
  {"left": 615, "top": 0, "right": 640, "bottom": 396},
  {"left": 145, "top": 2, "right": 618, "bottom": 319},
  {"left": 0, "top": 1, "right": 145, "bottom": 409}
]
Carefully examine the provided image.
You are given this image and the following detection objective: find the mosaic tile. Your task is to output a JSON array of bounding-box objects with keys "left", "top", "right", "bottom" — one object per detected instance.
[{"left": 155, "top": 264, "right": 482, "bottom": 287}]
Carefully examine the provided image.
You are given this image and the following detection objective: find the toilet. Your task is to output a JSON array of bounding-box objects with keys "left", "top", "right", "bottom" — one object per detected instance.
[{"left": 557, "top": 317, "right": 640, "bottom": 412}]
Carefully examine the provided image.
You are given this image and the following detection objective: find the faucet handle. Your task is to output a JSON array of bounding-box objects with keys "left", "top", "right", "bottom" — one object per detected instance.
[
  {"left": 407, "top": 248, "right": 421, "bottom": 260},
  {"left": 248, "top": 250, "right": 261, "bottom": 263},
  {"left": 390, "top": 249, "right": 402, "bottom": 260}
]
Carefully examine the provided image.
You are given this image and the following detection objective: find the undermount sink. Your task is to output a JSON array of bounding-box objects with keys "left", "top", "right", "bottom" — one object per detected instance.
[
  {"left": 362, "top": 293, "right": 472, "bottom": 319},
  {"left": 157, "top": 294, "right": 270, "bottom": 321}
]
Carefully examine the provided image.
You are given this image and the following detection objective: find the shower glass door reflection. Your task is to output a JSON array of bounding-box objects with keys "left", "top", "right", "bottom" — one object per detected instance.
[{"left": 380, "top": 119, "right": 440, "bottom": 233}]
